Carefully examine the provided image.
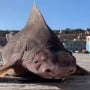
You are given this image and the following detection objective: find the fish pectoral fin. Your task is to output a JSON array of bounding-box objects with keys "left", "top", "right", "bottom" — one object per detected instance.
[
  {"left": 74, "top": 65, "right": 90, "bottom": 75},
  {"left": 0, "top": 67, "right": 14, "bottom": 77}
]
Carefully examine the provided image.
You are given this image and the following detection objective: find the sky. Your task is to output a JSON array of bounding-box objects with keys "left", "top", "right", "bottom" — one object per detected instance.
[{"left": 0, "top": 0, "right": 90, "bottom": 31}]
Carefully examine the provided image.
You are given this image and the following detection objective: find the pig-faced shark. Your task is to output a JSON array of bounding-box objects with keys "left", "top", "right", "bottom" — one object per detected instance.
[{"left": 0, "top": 5, "right": 77, "bottom": 79}]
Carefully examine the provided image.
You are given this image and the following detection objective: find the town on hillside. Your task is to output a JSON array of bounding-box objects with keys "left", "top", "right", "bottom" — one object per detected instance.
[{"left": 0, "top": 28, "right": 90, "bottom": 53}]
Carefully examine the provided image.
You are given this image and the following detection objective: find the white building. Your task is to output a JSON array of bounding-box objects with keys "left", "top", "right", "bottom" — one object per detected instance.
[{"left": 86, "top": 36, "right": 90, "bottom": 52}]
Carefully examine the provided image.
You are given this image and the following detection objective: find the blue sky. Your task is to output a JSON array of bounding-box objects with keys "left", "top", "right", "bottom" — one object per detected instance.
[{"left": 0, "top": 0, "right": 90, "bottom": 30}]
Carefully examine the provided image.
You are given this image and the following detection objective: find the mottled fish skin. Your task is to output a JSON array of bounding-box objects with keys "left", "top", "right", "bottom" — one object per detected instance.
[{"left": 0, "top": 5, "right": 77, "bottom": 79}]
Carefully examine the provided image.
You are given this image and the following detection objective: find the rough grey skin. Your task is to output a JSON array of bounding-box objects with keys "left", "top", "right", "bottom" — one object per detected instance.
[{"left": 0, "top": 5, "right": 76, "bottom": 79}]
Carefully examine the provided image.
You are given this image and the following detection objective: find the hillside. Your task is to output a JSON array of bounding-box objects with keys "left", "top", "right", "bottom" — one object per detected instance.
[{"left": 0, "top": 29, "right": 90, "bottom": 52}]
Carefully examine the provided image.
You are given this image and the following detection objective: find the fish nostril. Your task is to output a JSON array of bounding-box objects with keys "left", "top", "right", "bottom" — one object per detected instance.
[
  {"left": 69, "top": 69, "right": 74, "bottom": 73},
  {"left": 45, "top": 69, "right": 51, "bottom": 73}
]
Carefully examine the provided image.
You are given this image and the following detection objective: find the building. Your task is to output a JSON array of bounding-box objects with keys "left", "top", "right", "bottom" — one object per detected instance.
[
  {"left": 86, "top": 36, "right": 90, "bottom": 52},
  {"left": 63, "top": 40, "right": 86, "bottom": 52}
]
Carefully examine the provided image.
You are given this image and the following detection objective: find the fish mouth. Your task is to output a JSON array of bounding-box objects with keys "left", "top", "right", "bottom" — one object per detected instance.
[
  {"left": 40, "top": 75, "right": 66, "bottom": 80},
  {"left": 38, "top": 73, "right": 64, "bottom": 79},
  {"left": 51, "top": 74, "right": 66, "bottom": 79},
  {"left": 38, "top": 69, "right": 76, "bottom": 79}
]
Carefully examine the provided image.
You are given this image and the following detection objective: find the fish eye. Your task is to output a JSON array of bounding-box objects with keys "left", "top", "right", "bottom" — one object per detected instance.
[{"left": 33, "top": 60, "right": 39, "bottom": 64}]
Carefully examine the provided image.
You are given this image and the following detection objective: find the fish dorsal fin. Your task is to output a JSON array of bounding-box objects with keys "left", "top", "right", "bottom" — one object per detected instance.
[
  {"left": 23, "top": 4, "right": 64, "bottom": 51},
  {"left": 26, "top": 4, "right": 49, "bottom": 30}
]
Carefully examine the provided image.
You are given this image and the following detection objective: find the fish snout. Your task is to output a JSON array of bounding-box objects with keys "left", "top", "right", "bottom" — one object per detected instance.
[
  {"left": 41, "top": 65, "right": 76, "bottom": 79},
  {"left": 42, "top": 67, "right": 54, "bottom": 75}
]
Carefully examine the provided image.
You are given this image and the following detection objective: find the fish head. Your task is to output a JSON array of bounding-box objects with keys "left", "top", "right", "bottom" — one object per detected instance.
[{"left": 22, "top": 48, "right": 76, "bottom": 79}]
